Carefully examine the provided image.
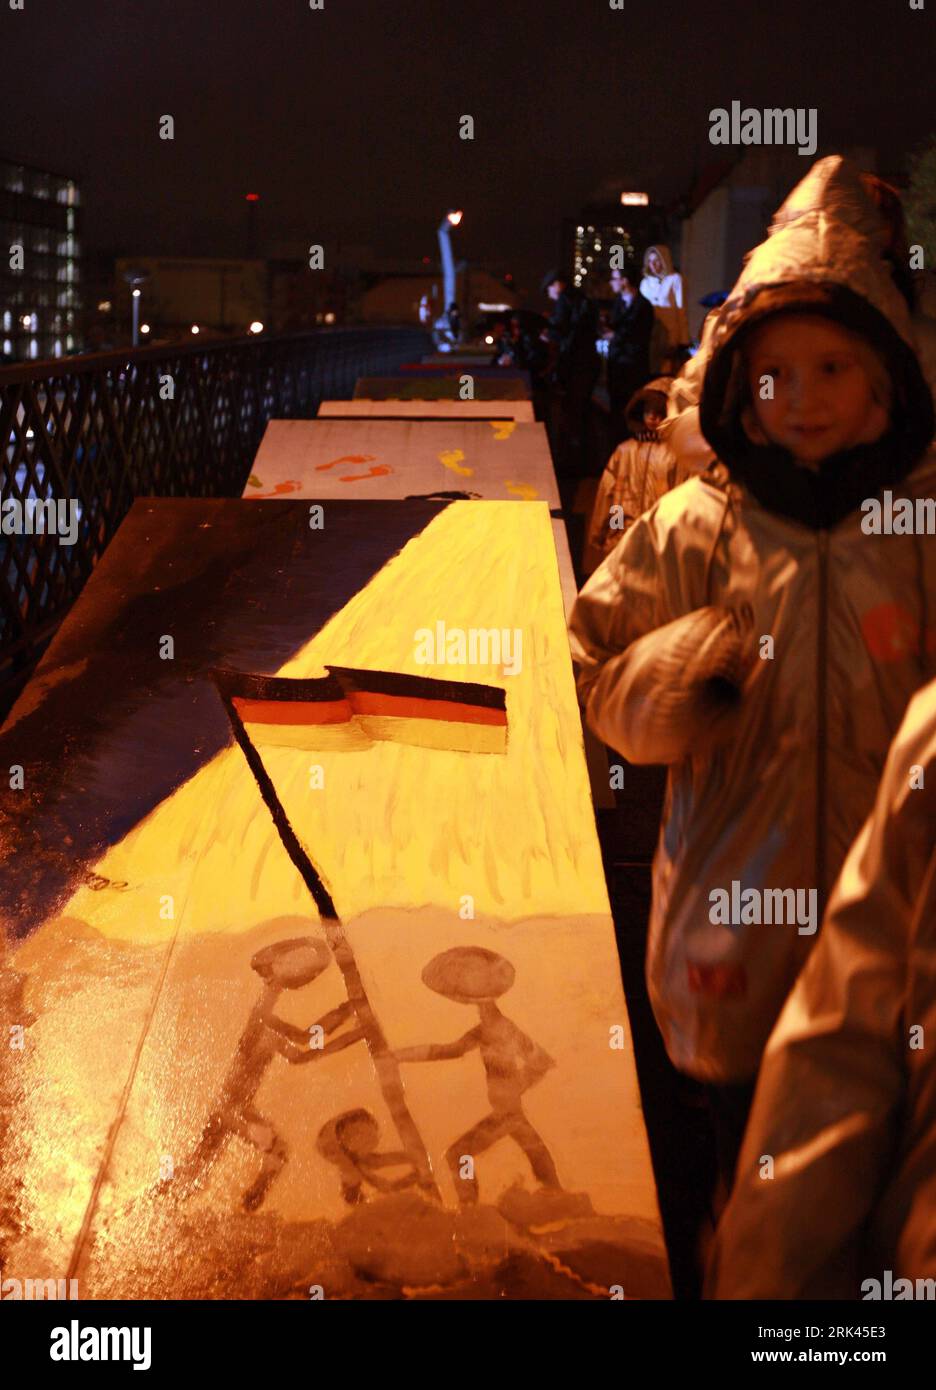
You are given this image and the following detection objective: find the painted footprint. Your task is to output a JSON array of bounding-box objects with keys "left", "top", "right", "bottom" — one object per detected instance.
[
  {"left": 488, "top": 421, "right": 516, "bottom": 440},
  {"left": 316, "top": 454, "right": 377, "bottom": 472},
  {"left": 506, "top": 480, "right": 538, "bottom": 500},
  {"left": 438, "top": 449, "right": 474, "bottom": 477},
  {"left": 339, "top": 463, "right": 392, "bottom": 482},
  {"left": 250, "top": 479, "right": 302, "bottom": 498}
]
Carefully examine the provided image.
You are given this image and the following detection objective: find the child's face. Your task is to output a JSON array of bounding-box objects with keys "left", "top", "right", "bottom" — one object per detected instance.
[
  {"left": 744, "top": 315, "right": 889, "bottom": 467},
  {"left": 643, "top": 407, "right": 664, "bottom": 431}
]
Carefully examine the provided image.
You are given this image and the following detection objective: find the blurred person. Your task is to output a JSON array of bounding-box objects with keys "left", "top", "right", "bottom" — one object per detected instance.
[
  {"left": 541, "top": 269, "right": 599, "bottom": 477},
  {"left": 493, "top": 315, "right": 546, "bottom": 375},
  {"left": 707, "top": 677, "right": 936, "bottom": 1299},
  {"left": 488, "top": 319, "right": 509, "bottom": 363},
  {"left": 641, "top": 245, "right": 690, "bottom": 371},
  {"left": 584, "top": 380, "right": 675, "bottom": 574},
  {"left": 604, "top": 261, "right": 655, "bottom": 446}
]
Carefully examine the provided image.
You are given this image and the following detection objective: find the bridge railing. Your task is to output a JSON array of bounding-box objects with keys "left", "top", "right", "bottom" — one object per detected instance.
[{"left": 0, "top": 325, "right": 430, "bottom": 715}]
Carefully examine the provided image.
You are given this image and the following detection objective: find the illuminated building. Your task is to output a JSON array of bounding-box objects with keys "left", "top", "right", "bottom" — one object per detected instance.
[
  {"left": 0, "top": 156, "right": 81, "bottom": 361},
  {"left": 561, "top": 192, "right": 670, "bottom": 295}
]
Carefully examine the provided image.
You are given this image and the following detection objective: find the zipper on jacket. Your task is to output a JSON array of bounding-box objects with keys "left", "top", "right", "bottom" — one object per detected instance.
[{"left": 816, "top": 530, "right": 829, "bottom": 913}]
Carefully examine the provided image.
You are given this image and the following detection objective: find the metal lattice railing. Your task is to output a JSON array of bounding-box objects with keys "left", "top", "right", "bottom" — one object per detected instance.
[{"left": 0, "top": 326, "right": 430, "bottom": 714}]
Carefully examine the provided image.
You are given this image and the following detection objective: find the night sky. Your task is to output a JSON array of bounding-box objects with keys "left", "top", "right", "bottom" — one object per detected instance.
[{"left": 0, "top": 0, "right": 931, "bottom": 297}]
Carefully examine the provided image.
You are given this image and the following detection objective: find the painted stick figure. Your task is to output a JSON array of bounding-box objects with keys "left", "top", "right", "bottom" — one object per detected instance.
[
  {"left": 396, "top": 946, "right": 560, "bottom": 1204},
  {"left": 317, "top": 1108, "right": 420, "bottom": 1205},
  {"left": 175, "top": 937, "right": 364, "bottom": 1211}
]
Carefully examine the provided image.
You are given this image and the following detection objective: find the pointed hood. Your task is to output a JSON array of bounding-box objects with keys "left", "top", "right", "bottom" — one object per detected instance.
[{"left": 697, "top": 156, "right": 934, "bottom": 525}]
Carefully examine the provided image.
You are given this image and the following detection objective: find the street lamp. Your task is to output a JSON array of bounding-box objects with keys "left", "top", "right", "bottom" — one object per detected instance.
[{"left": 122, "top": 268, "right": 149, "bottom": 347}]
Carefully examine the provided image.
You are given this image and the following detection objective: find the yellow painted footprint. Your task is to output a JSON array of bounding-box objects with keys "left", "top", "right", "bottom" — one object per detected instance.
[
  {"left": 438, "top": 449, "right": 474, "bottom": 477},
  {"left": 488, "top": 420, "right": 516, "bottom": 440},
  {"left": 506, "top": 480, "right": 539, "bottom": 499}
]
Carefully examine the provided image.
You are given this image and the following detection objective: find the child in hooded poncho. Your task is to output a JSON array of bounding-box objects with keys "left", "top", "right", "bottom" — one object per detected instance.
[
  {"left": 583, "top": 381, "right": 676, "bottom": 575},
  {"left": 570, "top": 156, "right": 936, "bottom": 1183}
]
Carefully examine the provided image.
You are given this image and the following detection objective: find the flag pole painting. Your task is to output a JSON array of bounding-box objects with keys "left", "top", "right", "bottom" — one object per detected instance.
[
  {"left": 210, "top": 663, "right": 510, "bottom": 1206},
  {"left": 0, "top": 497, "right": 669, "bottom": 1299}
]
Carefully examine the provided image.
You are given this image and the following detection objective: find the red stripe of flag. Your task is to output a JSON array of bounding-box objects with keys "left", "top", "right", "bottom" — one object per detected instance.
[
  {"left": 234, "top": 692, "right": 507, "bottom": 727},
  {"left": 232, "top": 697, "right": 351, "bottom": 726}
]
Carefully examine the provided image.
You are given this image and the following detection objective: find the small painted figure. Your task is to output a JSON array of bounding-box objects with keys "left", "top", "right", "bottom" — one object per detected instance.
[
  {"left": 396, "top": 946, "right": 560, "bottom": 1203},
  {"left": 317, "top": 1108, "right": 420, "bottom": 1205},
  {"left": 175, "top": 937, "right": 364, "bottom": 1211}
]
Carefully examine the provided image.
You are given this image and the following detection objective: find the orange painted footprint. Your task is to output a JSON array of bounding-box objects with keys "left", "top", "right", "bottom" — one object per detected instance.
[
  {"left": 315, "top": 454, "right": 391, "bottom": 483},
  {"left": 250, "top": 479, "right": 302, "bottom": 498},
  {"left": 438, "top": 449, "right": 474, "bottom": 477},
  {"left": 340, "top": 463, "right": 391, "bottom": 482},
  {"left": 488, "top": 421, "right": 516, "bottom": 440},
  {"left": 316, "top": 454, "right": 376, "bottom": 471}
]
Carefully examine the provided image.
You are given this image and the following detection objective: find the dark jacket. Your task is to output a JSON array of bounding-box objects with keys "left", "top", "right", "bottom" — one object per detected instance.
[
  {"left": 546, "top": 288, "right": 597, "bottom": 381},
  {"left": 492, "top": 327, "right": 547, "bottom": 374},
  {"left": 607, "top": 290, "right": 654, "bottom": 378}
]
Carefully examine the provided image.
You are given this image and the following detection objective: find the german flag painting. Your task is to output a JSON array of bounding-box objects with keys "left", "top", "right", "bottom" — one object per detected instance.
[{"left": 212, "top": 665, "right": 508, "bottom": 755}]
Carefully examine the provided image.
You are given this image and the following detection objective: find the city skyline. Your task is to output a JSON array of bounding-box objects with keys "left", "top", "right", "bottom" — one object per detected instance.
[{"left": 1, "top": 0, "right": 931, "bottom": 300}]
